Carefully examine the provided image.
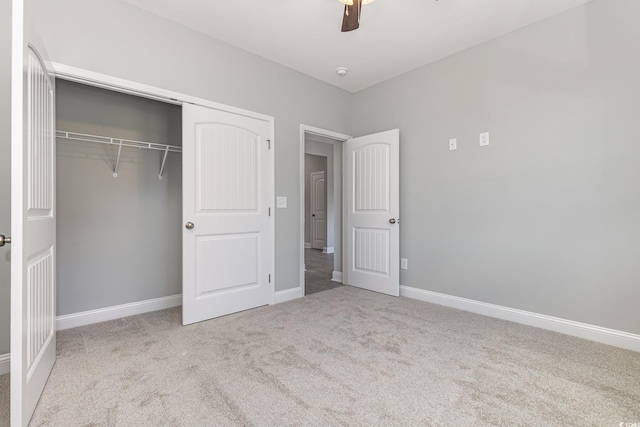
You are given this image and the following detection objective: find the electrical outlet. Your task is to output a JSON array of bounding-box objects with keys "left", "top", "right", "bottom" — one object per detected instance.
[
  {"left": 479, "top": 132, "right": 490, "bottom": 147},
  {"left": 276, "top": 196, "right": 287, "bottom": 208},
  {"left": 401, "top": 258, "right": 408, "bottom": 270},
  {"left": 449, "top": 138, "right": 457, "bottom": 151}
]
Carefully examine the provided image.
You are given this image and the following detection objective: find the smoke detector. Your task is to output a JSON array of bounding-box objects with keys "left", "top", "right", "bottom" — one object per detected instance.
[{"left": 336, "top": 67, "right": 348, "bottom": 77}]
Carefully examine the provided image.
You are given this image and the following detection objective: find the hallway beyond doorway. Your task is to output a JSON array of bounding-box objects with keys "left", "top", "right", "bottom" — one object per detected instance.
[{"left": 304, "top": 249, "right": 342, "bottom": 295}]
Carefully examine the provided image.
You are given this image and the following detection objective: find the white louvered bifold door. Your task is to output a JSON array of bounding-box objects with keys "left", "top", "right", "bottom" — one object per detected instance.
[{"left": 346, "top": 129, "right": 400, "bottom": 296}]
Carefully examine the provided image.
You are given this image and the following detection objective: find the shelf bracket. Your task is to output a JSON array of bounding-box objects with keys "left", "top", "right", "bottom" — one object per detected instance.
[
  {"left": 113, "top": 139, "right": 123, "bottom": 177},
  {"left": 158, "top": 146, "right": 170, "bottom": 180},
  {"left": 55, "top": 130, "right": 182, "bottom": 178}
]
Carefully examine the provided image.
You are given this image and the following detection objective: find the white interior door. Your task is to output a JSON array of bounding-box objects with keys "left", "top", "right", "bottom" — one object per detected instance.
[
  {"left": 182, "top": 103, "right": 273, "bottom": 325},
  {"left": 346, "top": 129, "right": 400, "bottom": 296},
  {"left": 310, "top": 171, "right": 326, "bottom": 250},
  {"left": 11, "top": 8, "right": 57, "bottom": 426}
]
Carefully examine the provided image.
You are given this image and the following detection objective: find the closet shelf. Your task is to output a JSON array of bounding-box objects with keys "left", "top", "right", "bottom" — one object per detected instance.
[{"left": 56, "top": 130, "right": 181, "bottom": 180}]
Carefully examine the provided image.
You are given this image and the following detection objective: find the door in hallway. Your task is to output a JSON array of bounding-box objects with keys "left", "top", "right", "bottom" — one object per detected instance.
[{"left": 310, "top": 171, "right": 326, "bottom": 250}]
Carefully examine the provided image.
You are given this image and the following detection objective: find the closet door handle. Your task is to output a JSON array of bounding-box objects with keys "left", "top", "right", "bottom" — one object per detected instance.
[
  {"left": 0, "top": 235, "right": 10, "bottom": 247},
  {"left": 185, "top": 222, "right": 195, "bottom": 230}
]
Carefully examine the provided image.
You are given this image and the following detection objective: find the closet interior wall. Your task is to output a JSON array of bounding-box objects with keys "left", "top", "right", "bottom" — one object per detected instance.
[{"left": 56, "top": 79, "right": 182, "bottom": 316}]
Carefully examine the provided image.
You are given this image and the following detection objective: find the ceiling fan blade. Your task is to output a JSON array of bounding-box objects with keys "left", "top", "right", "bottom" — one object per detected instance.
[{"left": 341, "top": 0, "right": 361, "bottom": 32}]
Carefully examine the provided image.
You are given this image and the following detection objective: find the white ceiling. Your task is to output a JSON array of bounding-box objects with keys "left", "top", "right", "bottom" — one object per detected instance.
[{"left": 118, "top": 0, "right": 593, "bottom": 93}]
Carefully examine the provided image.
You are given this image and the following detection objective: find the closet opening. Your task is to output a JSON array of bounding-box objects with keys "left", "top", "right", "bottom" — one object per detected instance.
[{"left": 55, "top": 79, "right": 183, "bottom": 323}]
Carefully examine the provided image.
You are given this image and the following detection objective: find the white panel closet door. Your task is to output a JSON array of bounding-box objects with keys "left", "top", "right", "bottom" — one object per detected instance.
[
  {"left": 346, "top": 129, "right": 400, "bottom": 296},
  {"left": 310, "top": 171, "right": 326, "bottom": 250},
  {"left": 11, "top": 16, "right": 57, "bottom": 427},
  {"left": 182, "top": 103, "right": 273, "bottom": 325}
]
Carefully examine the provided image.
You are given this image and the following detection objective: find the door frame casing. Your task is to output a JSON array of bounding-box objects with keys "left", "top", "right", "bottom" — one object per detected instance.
[
  {"left": 299, "top": 125, "right": 351, "bottom": 294},
  {"left": 52, "top": 62, "right": 274, "bottom": 129},
  {"left": 39, "top": 63, "right": 276, "bottom": 306},
  {"left": 10, "top": 0, "right": 25, "bottom": 423}
]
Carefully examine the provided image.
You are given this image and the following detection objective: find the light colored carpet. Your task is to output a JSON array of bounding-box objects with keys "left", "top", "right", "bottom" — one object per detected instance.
[
  {"left": 21, "top": 286, "right": 640, "bottom": 425},
  {"left": 0, "top": 374, "right": 8, "bottom": 427}
]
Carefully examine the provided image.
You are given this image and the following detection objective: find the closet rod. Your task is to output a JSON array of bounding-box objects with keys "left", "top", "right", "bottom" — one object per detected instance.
[
  {"left": 56, "top": 130, "right": 182, "bottom": 179},
  {"left": 56, "top": 130, "right": 182, "bottom": 153}
]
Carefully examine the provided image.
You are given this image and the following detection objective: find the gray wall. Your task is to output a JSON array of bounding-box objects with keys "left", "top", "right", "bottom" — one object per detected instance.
[
  {"left": 26, "top": 0, "right": 639, "bottom": 337},
  {"left": 353, "top": 0, "right": 640, "bottom": 335},
  {"left": 56, "top": 80, "right": 182, "bottom": 315},
  {"left": 0, "top": 0, "right": 11, "bottom": 355},
  {"left": 304, "top": 154, "right": 326, "bottom": 247},
  {"left": 30, "top": 0, "right": 353, "bottom": 294}
]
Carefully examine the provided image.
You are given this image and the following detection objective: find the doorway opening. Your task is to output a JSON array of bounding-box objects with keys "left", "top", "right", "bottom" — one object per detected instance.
[
  {"left": 305, "top": 158, "right": 334, "bottom": 295},
  {"left": 299, "top": 125, "right": 351, "bottom": 296}
]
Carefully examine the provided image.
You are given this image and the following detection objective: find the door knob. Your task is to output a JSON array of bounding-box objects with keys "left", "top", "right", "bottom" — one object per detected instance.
[
  {"left": 388, "top": 219, "right": 397, "bottom": 224},
  {"left": 185, "top": 222, "right": 195, "bottom": 230},
  {"left": 0, "top": 235, "right": 11, "bottom": 247}
]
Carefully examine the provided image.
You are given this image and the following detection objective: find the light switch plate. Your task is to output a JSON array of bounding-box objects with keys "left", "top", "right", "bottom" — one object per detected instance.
[
  {"left": 449, "top": 138, "right": 457, "bottom": 151},
  {"left": 276, "top": 196, "right": 287, "bottom": 208},
  {"left": 480, "top": 132, "right": 490, "bottom": 147}
]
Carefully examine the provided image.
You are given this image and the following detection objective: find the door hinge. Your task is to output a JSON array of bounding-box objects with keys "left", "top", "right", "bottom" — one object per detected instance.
[
  {"left": 267, "top": 139, "right": 271, "bottom": 149},
  {"left": 268, "top": 274, "right": 271, "bottom": 283}
]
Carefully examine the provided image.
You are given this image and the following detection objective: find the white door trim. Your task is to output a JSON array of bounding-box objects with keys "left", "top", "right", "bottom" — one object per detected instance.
[
  {"left": 51, "top": 63, "right": 273, "bottom": 124},
  {"left": 299, "top": 125, "right": 351, "bottom": 296},
  {"left": 48, "top": 62, "right": 276, "bottom": 305},
  {"left": 10, "top": 0, "right": 25, "bottom": 421}
]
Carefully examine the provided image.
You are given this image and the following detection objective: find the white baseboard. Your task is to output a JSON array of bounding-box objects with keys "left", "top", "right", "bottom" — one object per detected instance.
[
  {"left": 273, "top": 287, "right": 303, "bottom": 304},
  {"left": 400, "top": 286, "right": 640, "bottom": 353},
  {"left": 0, "top": 353, "right": 9, "bottom": 375},
  {"left": 323, "top": 247, "right": 334, "bottom": 254},
  {"left": 332, "top": 271, "right": 343, "bottom": 283},
  {"left": 304, "top": 242, "right": 312, "bottom": 249},
  {"left": 56, "top": 294, "right": 182, "bottom": 331}
]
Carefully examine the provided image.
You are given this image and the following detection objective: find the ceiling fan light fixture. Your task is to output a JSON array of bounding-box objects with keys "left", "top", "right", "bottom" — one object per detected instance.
[
  {"left": 338, "top": 0, "right": 375, "bottom": 4},
  {"left": 340, "top": 0, "right": 374, "bottom": 32}
]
